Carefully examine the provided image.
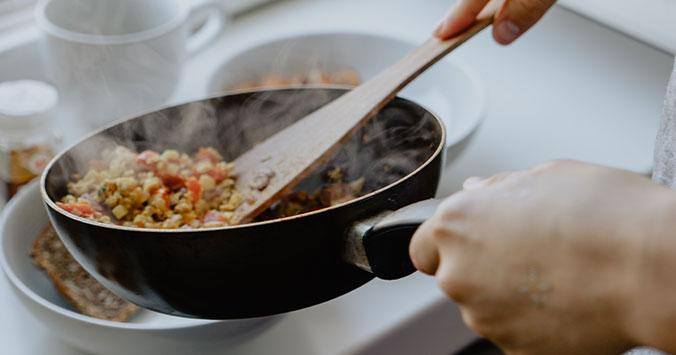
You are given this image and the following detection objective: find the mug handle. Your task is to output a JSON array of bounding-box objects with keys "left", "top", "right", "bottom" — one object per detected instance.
[{"left": 185, "top": 0, "right": 227, "bottom": 56}]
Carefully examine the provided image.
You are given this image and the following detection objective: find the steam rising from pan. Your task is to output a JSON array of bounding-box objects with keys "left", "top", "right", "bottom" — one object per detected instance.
[{"left": 47, "top": 88, "right": 440, "bottom": 220}]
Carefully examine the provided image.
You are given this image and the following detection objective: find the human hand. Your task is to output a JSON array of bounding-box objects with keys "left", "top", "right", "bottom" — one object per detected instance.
[
  {"left": 435, "top": 0, "right": 556, "bottom": 44},
  {"left": 410, "top": 161, "right": 676, "bottom": 354}
]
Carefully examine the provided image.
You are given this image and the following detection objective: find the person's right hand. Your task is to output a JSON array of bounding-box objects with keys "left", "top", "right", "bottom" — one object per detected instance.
[
  {"left": 435, "top": 0, "right": 556, "bottom": 45},
  {"left": 409, "top": 161, "right": 676, "bottom": 354}
]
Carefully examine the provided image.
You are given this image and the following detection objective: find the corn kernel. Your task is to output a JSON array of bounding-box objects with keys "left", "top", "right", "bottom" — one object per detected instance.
[
  {"left": 199, "top": 174, "right": 216, "bottom": 191},
  {"left": 112, "top": 205, "right": 128, "bottom": 219}
]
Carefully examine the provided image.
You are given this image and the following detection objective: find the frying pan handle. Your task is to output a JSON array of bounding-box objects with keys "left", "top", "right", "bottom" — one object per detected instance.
[{"left": 344, "top": 198, "right": 443, "bottom": 280}]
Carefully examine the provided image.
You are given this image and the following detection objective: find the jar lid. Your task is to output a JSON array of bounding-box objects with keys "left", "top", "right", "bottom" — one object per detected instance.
[{"left": 0, "top": 80, "right": 58, "bottom": 130}]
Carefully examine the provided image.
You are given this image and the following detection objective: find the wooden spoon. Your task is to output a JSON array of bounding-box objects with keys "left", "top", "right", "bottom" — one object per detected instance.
[{"left": 231, "top": 5, "right": 499, "bottom": 224}]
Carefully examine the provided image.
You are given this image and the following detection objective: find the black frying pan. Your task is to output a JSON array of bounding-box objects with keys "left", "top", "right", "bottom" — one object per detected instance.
[{"left": 41, "top": 88, "right": 445, "bottom": 319}]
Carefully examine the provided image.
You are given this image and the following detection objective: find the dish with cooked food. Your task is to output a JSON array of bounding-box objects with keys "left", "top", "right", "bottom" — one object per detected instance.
[{"left": 230, "top": 69, "right": 360, "bottom": 91}]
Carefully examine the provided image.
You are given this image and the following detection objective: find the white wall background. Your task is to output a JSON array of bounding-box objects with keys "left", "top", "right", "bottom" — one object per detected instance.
[{"left": 559, "top": 0, "right": 676, "bottom": 54}]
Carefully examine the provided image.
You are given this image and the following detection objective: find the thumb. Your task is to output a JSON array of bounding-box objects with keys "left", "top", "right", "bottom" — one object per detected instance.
[{"left": 493, "top": 0, "right": 556, "bottom": 45}]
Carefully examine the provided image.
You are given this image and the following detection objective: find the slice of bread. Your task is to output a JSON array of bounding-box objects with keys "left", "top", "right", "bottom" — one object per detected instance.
[{"left": 30, "top": 224, "right": 139, "bottom": 321}]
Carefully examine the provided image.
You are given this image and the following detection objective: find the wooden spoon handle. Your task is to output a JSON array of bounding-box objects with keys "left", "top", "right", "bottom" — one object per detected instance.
[
  {"left": 232, "top": 10, "right": 497, "bottom": 223},
  {"left": 320, "top": 0, "right": 502, "bottom": 128},
  {"left": 336, "top": 19, "right": 494, "bottom": 123}
]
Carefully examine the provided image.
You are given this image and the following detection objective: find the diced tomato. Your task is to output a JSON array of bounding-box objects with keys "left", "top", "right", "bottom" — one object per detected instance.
[
  {"left": 161, "top": 175, "right": 185, "bottom": 190},
  {"left": 206, "top": 167, "right": 228, "bottom": 183},
  {"left": 186, "top": 176, "right": 202, "bottom": 203},
  {"left": 57, "top": 202, "right": 97, "bottom": 218},
  {"left": 194, "top": 147, "right": 221, "bottom": 163},
  {"left": 136, "top": 150, "right": 159, "bottom": 170},
  {"left": 154, "top": 187, "right": 170, "bottom": 208},
  {"left": 145, "top": 183, "right": 160, "bottom": 195}
]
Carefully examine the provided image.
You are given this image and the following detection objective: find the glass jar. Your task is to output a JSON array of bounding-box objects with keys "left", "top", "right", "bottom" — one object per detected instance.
[{"left": 0, "top": 80, "right": 61, "bottom": 200}]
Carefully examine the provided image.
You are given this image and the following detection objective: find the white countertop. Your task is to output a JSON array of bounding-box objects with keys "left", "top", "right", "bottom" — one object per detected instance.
[{"left": 0, "top": 1, "right": 675, "bottom": 354}]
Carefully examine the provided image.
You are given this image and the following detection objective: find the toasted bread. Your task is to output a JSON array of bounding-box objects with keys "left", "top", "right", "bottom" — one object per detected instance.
[{"left": 30, "top": 224, "right": 139, "bottom": 321}]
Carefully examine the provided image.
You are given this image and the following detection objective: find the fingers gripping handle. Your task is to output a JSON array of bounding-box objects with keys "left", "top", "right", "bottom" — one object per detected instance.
[{"left": 344, "top": 199, "right": 443, "bottom": 280}]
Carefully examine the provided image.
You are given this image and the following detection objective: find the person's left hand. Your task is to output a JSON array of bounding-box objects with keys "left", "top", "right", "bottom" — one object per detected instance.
[{"left": 410, "top": 160, "right": 673, "bottom": 354}]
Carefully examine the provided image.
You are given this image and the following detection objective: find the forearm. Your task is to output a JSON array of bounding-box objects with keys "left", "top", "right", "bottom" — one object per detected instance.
[{"left": 623, "top": 187, "right": 676, "bottom": 351}]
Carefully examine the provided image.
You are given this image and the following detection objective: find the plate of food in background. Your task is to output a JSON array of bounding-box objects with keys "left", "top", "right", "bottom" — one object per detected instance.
[
  {"left": 207, "top": 31, "right": 486, "bottom": 164},
  {"left": 0, "top": 181, "right": 280, "bottom": 355}
]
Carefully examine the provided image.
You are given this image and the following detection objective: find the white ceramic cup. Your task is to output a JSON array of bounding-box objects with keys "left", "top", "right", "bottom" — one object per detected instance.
[{"left": 35, "top": 0, "right": 225, "bottom": 129}]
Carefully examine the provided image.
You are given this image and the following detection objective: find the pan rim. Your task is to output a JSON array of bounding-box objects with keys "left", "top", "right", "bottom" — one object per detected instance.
[{"left": 41, "top": 86, "right": 447, "bottom": 234}]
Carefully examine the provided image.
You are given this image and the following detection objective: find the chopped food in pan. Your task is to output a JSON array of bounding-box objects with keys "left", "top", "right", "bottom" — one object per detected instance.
[
  {"left": 58, "top": 146, "right": 243, "bottom": 228},
  {"left": 57, "top": 145, "right": 367, "bottom": 229},
  {"left": 258, "top": 169, "right": 365, "bottom": 220}
]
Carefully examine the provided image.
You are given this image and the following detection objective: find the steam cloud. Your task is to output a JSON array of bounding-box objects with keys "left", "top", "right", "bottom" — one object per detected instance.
[{"left": 45, "top": 35, "right": 441, "bottom": 218}]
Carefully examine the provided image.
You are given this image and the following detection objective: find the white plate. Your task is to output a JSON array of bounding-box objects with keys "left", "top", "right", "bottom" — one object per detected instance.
[
  {"left": 0, "top": 181, "right": 280, "bottom": 355},
  {"left": 207, "top": 31, "right": 487, "bottom": 164}
]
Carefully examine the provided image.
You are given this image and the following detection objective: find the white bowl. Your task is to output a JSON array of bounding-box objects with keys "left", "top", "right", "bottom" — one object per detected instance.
[
  {"left": 207, "top": 31, "right": 486, "bottom": 164},
  {"left": 0, "top": 181, "right": 280, "bottom": 355}
]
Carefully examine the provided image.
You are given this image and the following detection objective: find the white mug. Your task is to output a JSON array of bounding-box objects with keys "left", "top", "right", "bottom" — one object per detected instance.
[{"left": 35, "top": 0, "right": 226, "bottom": 129}]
